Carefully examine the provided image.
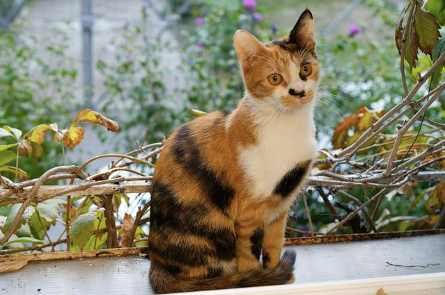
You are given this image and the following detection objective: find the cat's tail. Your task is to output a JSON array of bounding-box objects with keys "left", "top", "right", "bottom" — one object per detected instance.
[{"left": 149, "top": 250, "right": 296, "bottom": 294}]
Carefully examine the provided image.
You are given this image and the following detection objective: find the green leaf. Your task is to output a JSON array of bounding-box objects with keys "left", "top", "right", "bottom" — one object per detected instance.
[
  {"left": 414, "top": 6, "right": 440, "bottom": 55},
  {"left": 16, "top": 223, "right": 32, "bottom": 237},
  {"left": 37, "top": 199, "right": 65, "bottom": 222},
  {"left": 0, "top": 143, "right": 18, "bottom": 152},
  {"left": 3, "top": 237, "right": 44, "bottom": 246},
  {"left": 0, "top": 166, "right": 29, "bottom": 180},
  {"left": 2, "top": 204, "right": 25, "bottom": 234},
  {"left": 29, "top": 211, "right": 54, "bottom": 240},
  {"left": 70, "top": 213, "right": 97, "bottom": 251},
  {"left": 0, "top": 150, "right": 16, "bottom": 166},
  {"left": 1, "top": 125, "right": 22, "bottom": 140},
  {"left": 1, "top": 234, "right": 23, "bottom": 249},
  {"left": 80, "top": 211, "right": 107, "bottom": 251},
  {"left": 425, "top": 0, "right": 445, "bottom": 25},
  {"left": 430, "top": 37, "right": 445, "bottom": 90}
]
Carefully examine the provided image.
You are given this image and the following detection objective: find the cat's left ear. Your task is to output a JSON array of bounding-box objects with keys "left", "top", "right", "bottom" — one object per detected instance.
[
  {"left": 234, "top": 30, "right": 268, "bottom": 63},
  {"left": 288, "top": 9, "right": 315, "bottom": 51}
]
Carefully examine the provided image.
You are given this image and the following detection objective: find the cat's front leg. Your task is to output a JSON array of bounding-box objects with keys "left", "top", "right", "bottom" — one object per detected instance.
[
  {"left": 262, "top": 211, "right": 287, "bottom": 269},
  {"left": 235, "top": 222, "right": 263, "bottom": 272}
]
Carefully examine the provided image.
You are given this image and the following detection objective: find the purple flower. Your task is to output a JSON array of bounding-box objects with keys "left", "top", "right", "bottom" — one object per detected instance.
[
  {"left": 252, "top": 12, "right": 262, "bottom": 22},
  {"left": 196, "top": 42, "right": 204, "bottom": 50},
  {"left": 243, "top": 0, "right": 256, "bottom": 11},
  {"left": 125, "top": 54, "right": 133, "bottom": 62},
  {"left": 194, "top": 17, "right": 205, "bottom": 26},
  {"left": 349, "top": 24, "right": 360, "bottom": 36},
  {"left": 271, "top": 24, "right": 278, "bottom": 34}
]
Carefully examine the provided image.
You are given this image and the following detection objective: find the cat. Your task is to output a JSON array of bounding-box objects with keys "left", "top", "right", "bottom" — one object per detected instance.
[{"left": 148, "top": 9, "right": 319, "bottom": 293}]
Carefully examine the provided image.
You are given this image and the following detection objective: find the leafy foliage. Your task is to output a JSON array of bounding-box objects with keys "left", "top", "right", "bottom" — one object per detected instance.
[
  {"left": 0, "top": 110, "right": 118, "bottom": 180},
  {"left": 1, "top": 0, "right": 445, "bottom": 253},
  {"left": 0, "top": 28, "right": 78, "bottom": 177},
  {"left": 70, "top": 213, "right": 97, "bottom": 251}
]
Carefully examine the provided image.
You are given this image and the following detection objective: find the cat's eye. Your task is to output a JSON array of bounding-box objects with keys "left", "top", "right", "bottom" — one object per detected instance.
[
  {"left": 300, "top": 64, "right": 312, "bottom": 77},
  {"left": 267, "top": 73, "right": 283, "bottom": 85}
]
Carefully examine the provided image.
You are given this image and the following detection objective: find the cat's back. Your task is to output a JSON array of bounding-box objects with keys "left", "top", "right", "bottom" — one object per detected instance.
[{"left": 148, "top": 110, "right": 239, "bottom": 280}]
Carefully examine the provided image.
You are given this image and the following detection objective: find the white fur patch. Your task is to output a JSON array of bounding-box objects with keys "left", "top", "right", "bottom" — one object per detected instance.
[{"left": 239, "top": 99, "right": 317, "bottom": 200}]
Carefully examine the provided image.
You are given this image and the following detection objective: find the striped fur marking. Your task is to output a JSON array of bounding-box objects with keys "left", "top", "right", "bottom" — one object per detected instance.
[
  {"left": 250, "top": 228, "right": 264, "bottom": 261},
  {"left": 172, "top": 125, "right": 235, "bottom": 212},
  {"left": 150, "top": 183, "right": 237, "bottom": 261},
  {"left": 273, "top": 160, "right": 311, "bottom": 198}
]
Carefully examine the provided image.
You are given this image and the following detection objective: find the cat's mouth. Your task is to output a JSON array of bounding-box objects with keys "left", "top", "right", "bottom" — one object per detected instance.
[{"left": 279, "top": 92, "right": 314, "bottom": 109}]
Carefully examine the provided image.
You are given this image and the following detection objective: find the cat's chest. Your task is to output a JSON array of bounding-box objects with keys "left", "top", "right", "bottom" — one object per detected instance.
[{"left": 238, "top": 113, "right": 317, "bottom": 199}]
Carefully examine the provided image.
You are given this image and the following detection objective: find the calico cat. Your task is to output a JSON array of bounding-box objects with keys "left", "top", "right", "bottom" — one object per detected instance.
[{"left": 148, "top": 9, "right": 319, "bottom": 293}]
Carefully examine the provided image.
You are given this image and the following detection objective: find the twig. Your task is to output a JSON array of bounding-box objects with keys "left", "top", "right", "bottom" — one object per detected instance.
[
  {"left": 337, "top": 190, "right": 377, "bottom": 232},
  {"left": 0, "top": 166, "right": 80, "bottom": 245},
  {"left": 385, "top": 89, "right": 443, "bottom": 175},
  {"left": 337, "top": 61, "right": 445, "bottom": 158},
  {"left": 101, "top": 195, "right": 119, "bottom": 248},
  {"left": 433, "top": 206, "right": 445, "bottom": 230},
  {"left": 0, "top": 239, "right": 68, "bottom": 255},
  {"left": 386, "top": 262, "right": 440, "bottom": 268},
  {"left": 302, "top": 193, "right": 314, "bottom": 237},
  {"left": 398, "top": 2, "right": 414, "bottom": 96},
  {"left": 79, "top": 153, "right": 155, "bottom": 172}
]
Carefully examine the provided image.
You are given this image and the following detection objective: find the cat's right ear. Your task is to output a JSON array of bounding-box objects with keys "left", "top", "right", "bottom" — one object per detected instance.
[{"left": 234, "top": 30, "right": 268, "bottom": 63}]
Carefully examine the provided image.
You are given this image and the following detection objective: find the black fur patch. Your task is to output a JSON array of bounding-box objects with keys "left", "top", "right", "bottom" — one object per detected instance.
[
  {"left": 150, "top": 183, "right": 184, "bottom": 229},
  {"left": 273, "top": 161, "right": 311, "bottom": 198},
  {"left": 172, "top": 125, "right": 235, "bottom": 212},
  {"left": 166, "top": 264, "right": 182, "bottom": 275},
  {"left": 206, "top": 267, "right": 223, "bottom": 278},
  {"left": 262, "top": 252, "right": 271, "bottom": 269},
  {"left": 267, "top": 40, "right": 316, "bottom": 58},
  {"left": 250, "top": 228, "right": 264, "bottom": 261},
  {"left": 150, "top": 183, "right": 236, "bottom": 261},
  {"left": 219, "top": 110, "right": 232, "bottom": 116}
]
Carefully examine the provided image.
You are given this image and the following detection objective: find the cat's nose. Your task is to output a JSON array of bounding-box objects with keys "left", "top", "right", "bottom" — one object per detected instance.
[{"left": 289, "top": 88, "right": 305, "bottom": 97}]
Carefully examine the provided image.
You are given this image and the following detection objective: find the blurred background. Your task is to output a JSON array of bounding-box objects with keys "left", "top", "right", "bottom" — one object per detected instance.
[{"left": 0, "top": 0, "right": 406, "bottom": 176}]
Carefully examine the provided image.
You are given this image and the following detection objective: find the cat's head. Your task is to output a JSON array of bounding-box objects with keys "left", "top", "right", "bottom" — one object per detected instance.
[{"left": 234, "top": 9, "right": 319, "bottom": 113}]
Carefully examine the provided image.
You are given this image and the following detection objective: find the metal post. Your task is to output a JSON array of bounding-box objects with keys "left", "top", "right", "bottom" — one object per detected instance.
[
  {"left": 81, "top": 0, "right": 94, "bottom": 108},
  {"left": 0, "top": 0, "right": 26, "bottom": 30}
]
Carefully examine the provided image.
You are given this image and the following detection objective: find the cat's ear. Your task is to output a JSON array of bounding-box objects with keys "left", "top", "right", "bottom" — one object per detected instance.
[
  {"left": 288, "top": 9, "right": 315, "bottom": 51},
  {"left": 234, "top": 30, "right": 268, "bottom": 62}
]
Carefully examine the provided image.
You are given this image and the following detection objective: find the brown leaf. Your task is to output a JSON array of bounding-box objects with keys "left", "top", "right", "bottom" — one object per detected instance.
[
  {"left": 62, "top": 125, "right": 85, "bottom": 149},
  {"left": 120, "top": 213, "right": 135, "bottom": 248},
  {"left": 18, "top": 139, "right": 33, "bottom": 156},
  {"left": 18, "top": 140, "right": 44, "bottom": 160},
  {"left": 332, "top": 116, "right": 358, "bottom": 149},
  {"left": 25, "top": 124, "right": 55, "bottom": 145},
  {"left": 74, "top": 109, "right": 119, "bottom": 132},
  {"left": 395, "top": 3, "right": 419, "bottom": 68},
  {"left": 405, "top": 19, "right": 420, "bottom": 68}
]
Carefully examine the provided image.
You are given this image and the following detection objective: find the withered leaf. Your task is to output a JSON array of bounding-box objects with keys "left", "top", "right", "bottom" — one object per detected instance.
[
  {"left": 63, "top": 125, "right": 85, "bottom": 149},
  {"left": 120, "top": 213, "right": 135, "bottom": 248},
  {"left": 74, "top": 109, "right": 119, "bottom": 132}
]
